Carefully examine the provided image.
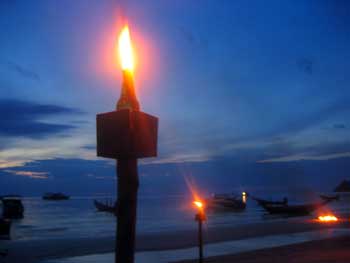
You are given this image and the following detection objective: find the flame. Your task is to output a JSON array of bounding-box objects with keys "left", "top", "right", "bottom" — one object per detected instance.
[
  {"left": 193, "top": 201, "right": 203, "bottom": 209},
  {"left": 318, "top": 215, "right": 338, "bottom": 222},
  {"left": 118, "top": 25, "right": 134, "bottom": 72},
  {"left": 242, "top": 192, "right": 247, "bottom": 203}
]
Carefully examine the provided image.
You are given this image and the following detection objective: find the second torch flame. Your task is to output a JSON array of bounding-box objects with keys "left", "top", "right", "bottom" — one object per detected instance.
[
  {"left": 118, "top": 26, "right": 134, "bottom": 72},
  {"left": 194, "top": 201, "right": 203, "bottom": 209}
]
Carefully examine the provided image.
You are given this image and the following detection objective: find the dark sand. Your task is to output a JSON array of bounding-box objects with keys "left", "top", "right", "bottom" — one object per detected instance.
[
  {"left": 2, "top": 219, "right": 349, "bottom": 263},
  {"left": 175, "top": 235, "right": 350, "bottom": 263}
]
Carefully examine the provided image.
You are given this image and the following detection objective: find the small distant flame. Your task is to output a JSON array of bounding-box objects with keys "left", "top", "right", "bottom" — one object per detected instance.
[
  {"left": 193, "top": 201, "right": 203, "bottom": 209},
  {"left": 318, "top": 215, "right": 338, "bottom": 222},
  {"left": 242, "top": 192, "right": 246, "bottom": 197},
  {"left": 118, "top": 25, "right": 134, "bottom": 72}
]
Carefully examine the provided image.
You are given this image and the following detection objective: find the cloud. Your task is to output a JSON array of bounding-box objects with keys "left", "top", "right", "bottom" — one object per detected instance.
[
  {"left": 81, "top": 145, "right": 96, "bottom": 150},
  {"left": 1, "top": 156, "right": 350, "bottom": 196},
  {"left": 6, "top": 61, "right": 40, "bottom": 81},
  {"left": 0, "top": 99, "right": 82, "bottom": 138},
  {"left": 267, "top": 98, "right": 350, "bottom": 138},
  {"left": 257, "top": 152, "right": 350, "bottom": 163},
  {"left": 4, "top": 170, "right": 50, "bottom": 179},
  {"left": 333, "top": 123, "right": 346, "bottom": 129},
  {"left": 249, "top": 133, "right": 350, "bottom": 162},
  {"left": 143, "top": 152, "right": 211, "bottom": 165},
  {"left": 0, "top": 160, "right": 28, "bottom": 169}
]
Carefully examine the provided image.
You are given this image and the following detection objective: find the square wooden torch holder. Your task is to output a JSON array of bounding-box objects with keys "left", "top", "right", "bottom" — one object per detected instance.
[{"left": 96, "top": 109, "right": 158, "bottom": 159}]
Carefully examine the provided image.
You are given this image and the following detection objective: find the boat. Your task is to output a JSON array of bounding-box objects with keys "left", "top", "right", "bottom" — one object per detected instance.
[
  {"left": 205, "top": 194, "right": 246, "bottom": 212},
  {"left": 319, "top": 194, "right": 340, "bottom": 202},
  {"left": 333, "top": 180, "right": 350, "bottom": 200},
  {"left": 260, "top": 200, "right": 331, "bottom": 216},
  {"left": 1, "top": 195, "right": 24, "bottom": 219},
  {"left": 0, "top": 219, "right": 11, "bottom": 239},
  {"left": 334, "top": 180, "right": 350, "bottom": 192},
  {"left": 42, "top": 192, "right": 70, "bottom": 200},
  {"left": 94, "top": 200, "right": 117, "bottom": 215},
  {"left": 248, "top": 193, "right": 288, "bottom": 206}
]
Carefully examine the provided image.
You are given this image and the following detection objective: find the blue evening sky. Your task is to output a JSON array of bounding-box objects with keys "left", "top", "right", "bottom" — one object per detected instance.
[{"left": 0, "top": 0, "right": 349, "bottom": 195}]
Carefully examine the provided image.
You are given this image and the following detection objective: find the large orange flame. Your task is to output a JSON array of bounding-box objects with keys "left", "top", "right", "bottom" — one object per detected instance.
[
  {"left": 118, "top": 25, "right": 134, "bottom": 72},
  {"left": 318, "top": 215, "right": 338, "bottom": 222}
]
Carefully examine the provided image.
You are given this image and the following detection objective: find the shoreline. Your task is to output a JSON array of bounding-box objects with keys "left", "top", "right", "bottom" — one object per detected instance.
[
  {"left": 175, "top": 234, "right": 350, "bottom": 263},
  {"left": 3, "top": 219, "right": 349, "bottom": 263}
]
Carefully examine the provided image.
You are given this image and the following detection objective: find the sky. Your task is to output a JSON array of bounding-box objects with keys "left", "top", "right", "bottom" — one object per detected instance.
[{"left": 0, "top": 0, "right": 350, "bottom": 196}]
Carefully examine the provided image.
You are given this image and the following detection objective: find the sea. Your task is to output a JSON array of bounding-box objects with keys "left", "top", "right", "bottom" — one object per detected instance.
[{"left": 4, "top": 192, "right": 350, "bottom": 241}]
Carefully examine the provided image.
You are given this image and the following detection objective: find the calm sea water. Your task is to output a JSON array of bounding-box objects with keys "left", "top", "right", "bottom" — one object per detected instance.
[{"left": 4, "top": 192, "right": 350, "bottom": 241}]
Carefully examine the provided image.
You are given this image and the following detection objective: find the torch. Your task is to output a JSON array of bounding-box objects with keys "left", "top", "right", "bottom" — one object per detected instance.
[
  {"left": 242, "top": 191, "right": 247, "bottom": 204},
  {"left": 193, "top": 201, "right": 206, "bottom": 263},
  {"left": 96, "top": 26, "right": 158, "bottom": 263}
]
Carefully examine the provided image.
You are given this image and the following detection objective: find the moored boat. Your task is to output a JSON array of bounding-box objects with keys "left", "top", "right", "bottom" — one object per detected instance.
[
  {"left": 319, "top": 194, "right": 340, "bottom": 202},
  {"left": 205, "top": 194, "right": 246, "bottom": 212},
  {"left": 1, "top": 195, "right": 24, "bottom": 219},
  {"left": 334, "top": 180, "right": 350, "bottom": 193},
  {"left": 94, "top": 200, "right": 117, "bottom": 215},
  {"left": 42, "top": 192, "right": 70, "bottom": 200},
  {"left": 261, "top": 200, "right": 330, "bottom": 216},
  {"left": 333, "top": 180, "right": 350, "bottom": 200},
  {"left": 248, "top": 193, "right": 288, "bottom": 206}
]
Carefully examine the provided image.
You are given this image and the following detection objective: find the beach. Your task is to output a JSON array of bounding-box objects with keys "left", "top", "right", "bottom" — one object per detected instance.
[
  {"left": 2, "top": 196, "right": 349, "bottom": 262},
  {"left": 176, "top": 235, "right": 350, "bottom": 263},
  {"left": 3, "top": 219, "right": 349, "bottom": 263}
]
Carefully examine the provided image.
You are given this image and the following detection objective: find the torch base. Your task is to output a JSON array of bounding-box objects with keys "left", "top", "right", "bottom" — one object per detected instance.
[{"left": 97, "top": 109, "right": 158, "bottom": 159}]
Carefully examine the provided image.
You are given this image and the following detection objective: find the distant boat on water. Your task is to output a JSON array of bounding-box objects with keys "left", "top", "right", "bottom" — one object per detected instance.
[
  {"left": 42, "top": 193, "right": 70, "bottom": 201},
  {"left": 332, "top": 180, "right": 350, "bottom": 200},
  {"left": 334, "top": 180, "right": 350, "bottom": 193},
  {"left": 260, "top": 201, "right": 331, "bottom": 216},
  {"left": 205, "top": 194, "right": 246, "bottom": 212},
  {"left": 94, "top": 200, "right": 117, "bottom": 215},
  {"left": 1, "top": 195, "right": 24, "bottom": 219},
  {"left": 249, "top": 192, "right": 337, "bottom": 216},
  {"left": 319, "top": 194, "right": 340, "bottom": 202},
  {"left": 247, "top": 193, "right": 288, "bottom": 206}
]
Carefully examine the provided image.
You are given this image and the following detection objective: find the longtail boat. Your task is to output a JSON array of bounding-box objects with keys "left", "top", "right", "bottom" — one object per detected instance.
[
  {"left": 261, "top": 200, "right": 331, "bottom": 216},
  {"left": 94, "top": 200, "right": 117, "bottom": 215},
  {"left": 248, "top": 194, "right": 288, "bottom": 206}
]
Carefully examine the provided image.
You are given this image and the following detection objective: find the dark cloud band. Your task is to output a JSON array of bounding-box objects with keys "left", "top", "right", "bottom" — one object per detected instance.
[{"left": 0, "top": 99, "right": 82, "bottom": 138}]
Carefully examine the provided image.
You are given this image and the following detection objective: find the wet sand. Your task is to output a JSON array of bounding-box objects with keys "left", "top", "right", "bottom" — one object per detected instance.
[
  {"left": 176, "top": 235, "right": 350, "bottom": 263},
  {"left": 3, "top": 219, "right": 349, "bottom": 263}
]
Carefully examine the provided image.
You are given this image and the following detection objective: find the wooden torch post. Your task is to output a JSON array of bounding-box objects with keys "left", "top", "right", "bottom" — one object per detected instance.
[{"left": 96, "top": 26, "right": 158, "bottom": 263}]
